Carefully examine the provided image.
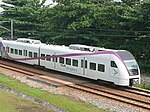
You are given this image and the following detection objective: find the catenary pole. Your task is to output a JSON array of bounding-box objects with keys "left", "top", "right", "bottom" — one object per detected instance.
[{"left": 11, "top": 20, "right": 13, "bottom": 39}]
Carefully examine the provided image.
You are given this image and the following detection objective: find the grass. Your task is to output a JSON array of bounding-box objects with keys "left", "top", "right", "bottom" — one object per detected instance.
[
  {"left": 133, "top": 72, "right": 150, "bottom": 90},
  {"left": 0, "top": 88, "right": 54, "bottom": 112},
  {"left": 0, "top": 73, "right": 112, "bottom": 112},
  {"left": 134, "top": 80, "right": 150, "bottom": 90}
]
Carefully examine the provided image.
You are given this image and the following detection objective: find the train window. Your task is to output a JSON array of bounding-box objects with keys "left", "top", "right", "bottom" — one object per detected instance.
[
  {"left": 3, "top": 47, "right": 5, "bottom": 51},
  {"left": 10, "top": 48, "right": 14, "bottom": 53},
  {"left": 15, "top": 49, "right": 18, "bottom": 54},
  {"left": 6, "top": 47, "right": 9, "bottom": 53},
  {"left": 81, "top": 60, "right": 87, "bottom": 68},
  {"left": 98, "top": 64, "right": 105, "bottom": 72},
  {"left": 59, "top": 57, "right": 64, "bottom": 64},
  {"left": 34, "top": 52, "right": 37, "bottom": 57},
  {"left": 81, "top": 60, "right": 83, "bottom": 68},
  {"left": 41, "top": 54, "right": 45, "bottom": 60},
  {"left": 19, "top": 50, "right": 22, "bottom": 55},
  {"left": 56, "top": 58, "right": 58, "bottom": 62},
  {"left": 66, "top": 58, "right": 71, "bottom": 65},
  {"left": 90, "top": 62, "right": 96, "bottom": 70},
  {"left": 85, "top": 60, "right": 87, "bottom": 68},
  {"left": 29, "top": 51, "right": 32, "bottom": 57},
  {"left": 46, "top": 55, "right": 51, "bottom": 61},
  {"left": 73, "top": 59, "right": 78, "bottom": 67},
  {"left": 111, "top": 61, "right": 118, "bottom": 68},
  {"left": 53, "top": 58, "right": 57, "bottom": 62}
]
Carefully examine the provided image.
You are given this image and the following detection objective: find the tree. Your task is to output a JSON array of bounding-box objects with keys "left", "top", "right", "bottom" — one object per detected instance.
[
  {"left": 0, "top": 0, "right": 47, "bottom": 39},
  {"left": 43, "top": 0, "right": 126, "bottom": 45}
]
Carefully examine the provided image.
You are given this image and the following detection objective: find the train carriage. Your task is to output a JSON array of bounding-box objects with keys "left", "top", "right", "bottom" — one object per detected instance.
[
  {"left": 1, "top": 39, "right": 42, "bottom": 65},
  {"left": 0, "top": 38, "right": 141, "bottom": 86}
]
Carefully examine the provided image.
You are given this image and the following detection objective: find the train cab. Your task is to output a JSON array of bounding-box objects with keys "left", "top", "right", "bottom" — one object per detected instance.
[{"left": 117, "top": 51, "right": 140, "bottom": 86}]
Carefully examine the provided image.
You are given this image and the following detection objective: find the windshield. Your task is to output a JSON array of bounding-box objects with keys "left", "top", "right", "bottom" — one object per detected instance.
[
  {"left": 117, "top": 51, "right": 139, "bottom": 76},
  {"left": 125, "top": 60, "right": 138, "bottom": 69},
  {"left": 124, "top": 60, "right": 139, "bottom": 76}
]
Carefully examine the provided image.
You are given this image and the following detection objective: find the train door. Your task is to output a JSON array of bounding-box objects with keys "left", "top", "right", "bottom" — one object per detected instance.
[
  {"left": 52, "top": 53, "right": 58, "bottom": 69},
  {"left": 1, "top": 47, "right": 7, "bottom": 58},
  {"left": 0, "top": 47, "right": 2, "bottom": 57},
  {"left": 81, "top": 57, "right": 88, "bottom": 75},
  {"left": 110, "top": 60, "right": 119, "bottom": 78},
  {"left": 0, "top": 41, "right": 2, "bottom": 57},
  {"left": 23, "top": 49, "right": 27, "bottom": 63}
]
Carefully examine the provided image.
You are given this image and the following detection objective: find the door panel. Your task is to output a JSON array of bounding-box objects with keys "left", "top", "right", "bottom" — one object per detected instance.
[
  {"left": 110, "top": 61, "right": 119, "bottom": 77},
  {"left": 81, "top": 57, "right": 88, "bottom": 75}
]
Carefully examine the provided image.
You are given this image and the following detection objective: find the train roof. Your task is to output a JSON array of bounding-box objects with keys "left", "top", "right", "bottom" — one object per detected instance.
[
  {"left": 69, "top": 44, "right": 119, "bottom": 52},
  {"left": 117, "top": 50, "right": 135, "bottom": 60},
  {"left": 16, "top": 38, "right": 41, "bottom": 44},
  {"left": 2, "top": 39, "right": 130, "bottom": 55},
  {"left": 2, "top": 39, "right": 45, "bottom": 48}
]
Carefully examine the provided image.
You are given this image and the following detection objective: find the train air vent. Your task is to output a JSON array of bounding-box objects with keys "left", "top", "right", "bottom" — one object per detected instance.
[
  {"left": 69, "top": 44, "right": 106, "bottom": 52},
  {"left": 16, "top": 38, "right": 41, "bottom": 44},
  {"left": 69, "top": 44, "right": 95, "bottom": 52}
]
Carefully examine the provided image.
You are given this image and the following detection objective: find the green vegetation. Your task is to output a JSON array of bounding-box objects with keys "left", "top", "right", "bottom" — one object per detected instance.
[
  {"left": 0, "top": 88, "right": 54, "bottom": 112},
  {"left": 134, "top": 80, "right": 150, "bottom": 90},
  {"left": 0, "top": 0, "right": 150, "bottom": 73},
  {"left": 143, "top": 72, "right": 150, "bottom": 77},
  {"left": 0, "top": 73, "right": 111, "bottom": 112}
]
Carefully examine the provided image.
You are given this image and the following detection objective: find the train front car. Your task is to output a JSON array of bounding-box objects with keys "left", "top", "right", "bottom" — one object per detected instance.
[{"left": 117, "top": 51, "right": 141, "bottom": 86}]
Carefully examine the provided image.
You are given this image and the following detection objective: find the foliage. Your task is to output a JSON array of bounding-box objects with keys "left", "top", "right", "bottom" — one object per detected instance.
[
  {"left": 0, "top": 0, "right": 149, "bottom": 72},
  {"left": 0, "top": 0, "right": 47, "bottom": 38},
  {"left": 134, "top": 80, "right": 150, "bottom": 90}
]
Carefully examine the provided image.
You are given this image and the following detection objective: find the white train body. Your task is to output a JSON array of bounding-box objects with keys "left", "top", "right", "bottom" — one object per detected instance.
[{"left": 0, "top": 38, "right": 141, "bottom": 86}]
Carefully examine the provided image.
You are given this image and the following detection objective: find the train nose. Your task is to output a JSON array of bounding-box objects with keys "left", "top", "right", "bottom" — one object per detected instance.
[{"left": 129, "top": 78, "right": 140, "bottom": 86}]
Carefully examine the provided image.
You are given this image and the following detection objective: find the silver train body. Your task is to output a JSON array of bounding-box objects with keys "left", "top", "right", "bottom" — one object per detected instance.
[{"left": 0, "top": 38, "right": 141, "bottom": 86}]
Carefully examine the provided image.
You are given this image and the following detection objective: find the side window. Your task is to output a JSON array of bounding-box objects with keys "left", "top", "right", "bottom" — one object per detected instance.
[
  {"left": 81, "top": 60, "right": 83, "bottom": 68},
  {"left": 41, "top": 54, "right": 45, "bottom": 60},
  {"left": 73, "top": 59, "right": 78, "bottom": 67},
  {"left": 15, "top": 49, "right": 18, "bottom": 54},
  {"left": 11, "top": 48, "right": 14, "bottom": 54},
  {"left": 46, "top": 55, "right": 51, "bottom": 61},
  {"left": 111, "top": 61, "right": 118, "bottom": 68},
  {"left": 29, "top": 51, "right": 32, "bottom": 57},
  {"left": 3, "top": 47, "right": 5, "bottom": 51},
  {"left": 66, "top": 58, "right": 71, "bottom": 65},
  {"left": 98, "top": 64, "right": 105, "bottom": 72},
  {"left": 19, "top": 50, "right": 22, "bottom": 55},
  {"left": 55, "top": 58, "right": 58, "bottom": 62},
  {"left": 34, "top": 52, "right": 38, "bottom": 57},
  {"left": 59, "top": 57, "right": 64, "bottom": 64},
  {"left": 53, "top": 57, "right": 57, "bottom": 62},
  {"left": 90, "top": 62, "right": 96, "bottom": 70},
  {"left": 81, "top": 59, "right": 87, "bottom": 68}
]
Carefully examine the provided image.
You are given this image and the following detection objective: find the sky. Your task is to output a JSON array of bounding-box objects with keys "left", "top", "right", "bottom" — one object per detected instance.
[{"left": 43, "top": 0, "right": 53, "bottom": 5}]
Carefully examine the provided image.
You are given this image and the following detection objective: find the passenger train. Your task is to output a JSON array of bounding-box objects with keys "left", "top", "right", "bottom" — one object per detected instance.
[{"left": 0, "top": 38, "right": 140, "bottom": 86}]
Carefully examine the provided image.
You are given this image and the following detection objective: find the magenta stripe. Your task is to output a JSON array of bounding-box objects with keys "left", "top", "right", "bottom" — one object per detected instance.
[
  {"left": 9, "top": 51, "right": 123, "bottom": 62},
  {"left": 1, "top": 40, "right": 130, "bottom": 74},
  {"left": 0, "top": 40, "right": 125, "bottom": 67}
]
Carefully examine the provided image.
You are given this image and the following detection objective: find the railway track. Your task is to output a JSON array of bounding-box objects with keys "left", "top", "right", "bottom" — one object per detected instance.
[
  {"left": 67, "top": 84, "right": 150, "bottom": 110},
  {"left": 0, "top": 60, "right": 150, "bottom": 111},
  {"left": 72, "top": 83, "right": 150, "bottom": 110}
]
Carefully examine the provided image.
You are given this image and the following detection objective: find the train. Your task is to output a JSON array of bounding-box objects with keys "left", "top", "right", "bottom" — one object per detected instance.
[{"left": 0, "top": 38, "right": 140, "bottom": 86}]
